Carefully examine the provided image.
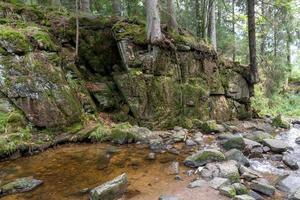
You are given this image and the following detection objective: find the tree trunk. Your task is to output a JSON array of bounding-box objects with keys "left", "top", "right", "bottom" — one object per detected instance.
[
  {"left": 247, "top": 0, "right": 259, "bottom": 84},
  {"left": 80, "top": 0, "right": 90, "bottom": 13},
  {"left": 232, "top": 0, "right": 236, "bottom": 61},
  {"left": 260, "top": 0, "right": 265, "bottom": 58},
  {"left": 112, "top": 0, "right": 122, "bottom": 17},
  {"left": 75, "top": 0, "right": 79, "bottom": 56},
  {"left": 201, "top": 0, "right": 208, "bottom": 39},
  {"left": 195, "top": 0, "right": 201, "bottom": 38},
  {"left": 167, "top": 0, "right": 178, "bottom": 32},
  {"left": 208, "top": 0, "right": 216, "bottom": 50},
  {"left": 146, "top": 0, "right": 162, "bottom": 44}
]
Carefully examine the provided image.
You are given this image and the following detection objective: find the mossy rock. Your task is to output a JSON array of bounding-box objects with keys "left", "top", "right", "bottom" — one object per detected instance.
[
  {"left": 221, "top": 136, "right": 245, "bottom": 150},
  {"left": 199, "top": 120, "right": 218, "bottom": 133},
  {"left": 219, "top": 185, "right": 236, "bottom": 198},
  {"left": 110, "top": 123, "right": 136, "bottom": 144},
  {"left": 272, "top": 115, "right": 290, "bottom": 129},
  {"left": 88, "top": 123, "right": 111, "bottom": 142},
  {"left": 184, "top": 149, "right": 225, "bottom": 167}
]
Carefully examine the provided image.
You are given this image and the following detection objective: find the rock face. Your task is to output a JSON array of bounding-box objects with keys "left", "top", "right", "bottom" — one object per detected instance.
[
  {"left": 184, "top": 149, "right": 225, "bottom": 167},
  {"left": 0, "top": 177, "right": 43, "bottom": 197},
  {"left": 89, "top": 173, "right": 128, "bottom": 200}
]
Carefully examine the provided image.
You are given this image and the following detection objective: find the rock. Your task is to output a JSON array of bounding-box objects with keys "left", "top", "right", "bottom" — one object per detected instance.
[
  {"left": 276, "top": 174, "right": 300, "bottom": 193},
  {"left": 234, "top": 195, "right": 255, "bottom": 200},
  {"left": 296, "top": 137, "right": 300, "bottom": 145},
  {"left": 250, "top": 180, "right": 275, "bottom": 197},
  {"left": 283, "top": 154, "right": 299, "bottom": 170},
  {"left": 174, "top": 175, "right": 182, "bottom": 181},
  {"left": 232, "top": 183, "right": 248, "bottom": 195},
  {"left": 193, "top": 132, "right": 204, "bottom": 144},
  {"left": 291, "top": 187, "right": 300, "bottom": 200},
  {"left": 248, "top": 190, "right": 264, "bottom": 200},
  {"left": 239, "top": 166, "right": 261, "bottom": 181},
  {"left": 149, "top": 138, "right": 164, "bottom": 151},
  {"left": 185, "top": 139, "right": 197, "bottom": 146},
  {"left": 244, "top": 138, "right": 262, "bottom": 149},
  {"left": 89, "top": 173, "right": 128, "bottom": 200},
  {"left": 199, "top": 120, "right": 219, "bottom": 133},
  {"left": 270, "top": 154, "right": 283, "bottom": 161},
  {"left": 221, "top": 135, "right": 245, "bottom": 150},
  {"left": 245, "top": 131, "right": 272, "bottom": 143},
  {"left": 219, "top": 185, "right": 236, "bottom": 198},
  {"left": 263, "top": 146, "right": 271, "bottom": 152},
  {"left": 172, "top": 129, "right": 187, "bottom": 142},
  {"left": 226, "top": 73, "right": 250, "bottom": 103},
  {"left": 209, "top": 177, "right": 230, "bottom": 189},
  {"left": 159, "top": 195, "right": 182, "bottom": 200},
  {"left": 249, "top": 147, "right": 264, "bottom": 158},
  {"left": 146, "top": 152, "right": 156, "bottom": 160},
  {"left": 201, "top": 160, "right": 240, "bottom": 183},
  {"left": 272, "top": 115, "right": 290, "bottom": 129},
  {"left": 0, "top": 177, "right": 43, "bottom": 197},
  {"left": 263, "top": 139, "right": 289, "bottom": 153},
  {"left": 188, "top": 179, "right": 207, "bottom": 188},
  {"left": 225, "top": 149, "right": 250, "bottom": 167},
  {"left": 184, "top": 149, "right": 225, "bottom": 167},
  {"left": 167, "top": 162, "right": 179, "bottom": 175}
]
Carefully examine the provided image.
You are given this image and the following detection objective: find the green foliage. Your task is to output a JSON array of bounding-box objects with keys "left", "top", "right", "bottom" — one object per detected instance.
[{"left": 88, "top": 123, "right": 111, "bottom": 142}]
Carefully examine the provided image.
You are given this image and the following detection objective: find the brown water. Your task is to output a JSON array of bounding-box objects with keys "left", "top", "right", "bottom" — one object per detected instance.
[{"left": 0, "top": 143, "right": 226, "bottom": 200}]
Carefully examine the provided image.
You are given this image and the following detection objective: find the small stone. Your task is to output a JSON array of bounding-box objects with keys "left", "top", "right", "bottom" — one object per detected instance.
[
  {"left": 248, "top": 190, "right": 264, "bottom": 200},
  {"left": 250, "top": 180, "right": 275, "bottom": 197},
  {"left": 234, "top": 194, "right": 255, "bottom": 200},
  {"left": 167, "top": 161, "right": 180, "bottom": 175},
  {"left": 263, "top": 139, "right": 289, "bottom": 153},
  {"left": 174, "top": 175, "right": 182, "bottom": 181},
  {"left": 283, "top": 155, "right": 299, "bottom": 170},
  {"left": 232, "top": 183, "right": 248, "bottom": 195},
  {"left": 249, "top": 147, "right": 263, "bottom": 158},
  {"left": 0, "top": 177, "right": 43, "bottom": 196},
  {"left": 186, "top": 170, "right": 194, "bottom": 176},
  {"left": 209, "top": 177, "right": 230, "bottom": 189},
  {"left": 188, "top": 179, "right": 207, "bottom": 188},
  {"left": 186, "top": 139, "right": 197, "bottom": 146},
  {"left": 244, "top": 138, "right": 262, "bottom": 149},
  {"left": 159, "top": 195, "right": 182, "bottom": 200},
  {"left": 270, "top": 154, "right": 283, "bottom": 161},
  {"left": 219, "top": 185, "right": 236, "bottom": 198},
  {"left": 263, "top": 146, "right": 271, "bottom": 152},
  {"left": 147, "top": 152, "right": 156, "bottom": 160},
  {"left": 225, "top": 149, "right": 250, "bottom": 167}
]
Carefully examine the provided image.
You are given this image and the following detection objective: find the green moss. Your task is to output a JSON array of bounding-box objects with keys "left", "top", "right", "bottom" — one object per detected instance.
[
  {"left": 64, "top": 122, "right": 83, "bottom": 134},
  {"left": 31, "top": 30, "right": 58, "bottom": 51},
  {"left": 110, "top": 122, "right": 136, "bottom": 144},
  {"left": 0, "top": 25, "right": 32, "bottom": 54},
  {"left": 112, "top": 20, "right": 147, "bottom": 45},
  {"left": 272, "top": 115, "right": 290, "bottom": 129},
  {"left": 88, "top": 123, "right": 111, "bottom": 142},
  {"left": 200, "top": 120, "right": 218, "bottom": 133}
]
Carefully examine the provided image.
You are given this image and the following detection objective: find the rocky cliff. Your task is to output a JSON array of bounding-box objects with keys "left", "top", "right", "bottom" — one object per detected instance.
[{"left": 0, "top": 2, "right": 253, "bottom": 132}]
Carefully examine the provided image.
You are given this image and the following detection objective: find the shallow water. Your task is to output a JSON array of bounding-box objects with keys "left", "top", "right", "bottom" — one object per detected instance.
[{"left": 0, "top": 143, "right": 226, "bottom": 200}]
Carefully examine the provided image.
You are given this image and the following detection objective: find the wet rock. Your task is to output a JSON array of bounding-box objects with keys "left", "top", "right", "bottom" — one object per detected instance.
[
  {"left": 272, "top": 115, "right": 290, "bottom": 129},
  {"left": 250, "top": 180, "right": 275, "bottom": 197},
  {"left": 149, "top": 138, "right": 164, "bottom": 151},
  {"left": 291, "top": 187, "right": 300, "bottom": 200},
  {"left": 283, "top": 155, "right": 299, "bottom": 170},
  {"left": 184, "top": 149, "right": 225, "bottom": 167},
  {"left": 225, "top": 149, "right": 250, "bottom": 167},
  {"left": 296, "top": 137, "right": 300, "bottom": 145},
  {"left": 239, "top": 166, "right": 261, "bottom": 181},
  {"left": 0, "top": 177, "right": 43, "bottom": 197},
  {"left": 245, "top": 131, "right": 272, "bottom": 143},
  {"left": 159, "top": 195, "right": 182, "bottom": 200},
  {"left": 270, "top": 154, "right": 283, "bottom": 161},
  {"left": 188, "top": 179, "right": 207, "bottom": 188},
  {"left": 276, "top": 174, "right": 300, "bottom": 193},
  {"left": 219, "top": 185, "right": 236, "bottom": 198},
  {"left": 89, "top": 173, "right": 128, "bottom": 200},
  {"left": 185, "top": 139, "right": 196, "bottom": 146},
  {"left": 201, "top": 160, "right": 240, "bottom": 183},
  {"left": 234, "top": 194, "right": 255, "bottom": 200},
  {"left": 244, "top": 138, "right": 262, "bottom": 149},
  {"left": 209, "top": 177, "right": 230, "bottom": 189},
  {"left": 193, "top": 132, "right": 204, "bottom": 144},
  {"left": 248, "top": 190, "right": 264, "bottom": 200},
  {"left": 232, "top": 183, "right": 248, "bottom": 195},
  {"left": 167, "top": 162, "right": 179, "bottom": 175},
  {"left": 263, "top": 139, "right": 289, "bottom": 153},
  {"left": 249, "top": 147, "right": 264, "bottom": 158},
  {"left": 146, "top": 152, "right": 156, "bottom": 160},
  {"left": 221, "top": 135, "right": 245, "bottom": 150}
]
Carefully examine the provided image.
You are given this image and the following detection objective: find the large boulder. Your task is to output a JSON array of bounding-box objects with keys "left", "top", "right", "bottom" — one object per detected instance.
[
  {"left": 184, "top": 149, "right": 225, "bottom": 167},
  {"left": 250, "top": 180, "right": 275, "bottom": 197},
  {"left": 225, "top": 149, "right": 250, "bottom": 167},
  {"left": 221, "top": 135, "right": 245, "bottom": 150},
  {"left": 89, "top": 173, "right": 128, "bottom": 200},
  {"left": 263, "top": 139, "right": 289, "bottom": 153}
]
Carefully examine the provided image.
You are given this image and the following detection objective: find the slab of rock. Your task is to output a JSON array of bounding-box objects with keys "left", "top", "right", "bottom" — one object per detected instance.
[
  {"left": 244, "top": 138, "right": 262, "bottom": 149},
  {"left": 193, "top": 132, "right": 204, "bottom": 144},
  {"left": 292, "top": 187, "right": 300, "bottom": 200},
  {"left": 232, "top": 183, "right": 248, "bottom": 195},
  {"left": 234, "top": 194, "right": 255, "bottom": 200},
  {"left": 188, "top": 179, "right": 207, "bottom": 188},
  {"left": 248, "top": 190, "right": 264, "bottom": 200},
  {"left": 0, "top": 177, "right": 43, "bottom": 197},
  {"left": 209, "top": 177, "right": 230, "bottom": 189},
  {"left": 159, "top": 195, "right": 182, "bottom": 200},
  {"left": 89, "top": 173, "right": 128, "bottom": 200},
  {"left": 250, "top": 180, "right": 275, "bottom": 197},
  {"left": 225, "top": 149, "right": 250, "bottom": 167},
  {"left": 263, "top": 139, "right": 288, "bottom": 153},
  {"left": 221, "top": 135, "right": 245, "bottom": 150},
  {"left": 283, "top": 155, "right": 299, "bottom": 170},
  {"left": 245, "top": 131, "right": 272, "bottom": 143},
  {"left": 219, "top": 185, "right": 236, "bottom": 198},
  {"left": 276, "top": 174, "right": 300, "bottom": 193},
  {"left": 184, "top": 149, "right": 225, "bottom": 167}
]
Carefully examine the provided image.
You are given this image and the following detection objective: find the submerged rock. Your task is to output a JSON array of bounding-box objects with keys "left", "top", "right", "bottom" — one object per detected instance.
[
  {"left": 263, "top": 139, "right": 289, "bottom": 153},
  {"left": 89, "top": 173, "right": 128, "bottom": 200},
  {"left": 0, "top": 177, "right": 43, "bottom": 197},
  {"left": 184, "top": 149, "right": 225, "bottom": 167}
]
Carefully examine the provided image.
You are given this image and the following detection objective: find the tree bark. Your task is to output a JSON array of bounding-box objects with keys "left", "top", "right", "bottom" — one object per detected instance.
[
  {"left": 247, "top": 0, "right": 259, "bottom": 84},
  {"left": 232, "top": 0, "right": 236, "bottom": 62},
  {"left": 208, "top": 0, "right": 217, "bottom": 50},
  {"left": 75, "top": 0, "right": 79, "bottom": 56},
  {"left": 201, "top": 0, "right": 208, "bottom": 39},
  {"left": 80, "top": 0, "right": 90, "bottom": 13},
  {"left": 146, "top": 0, "right": 162, "bottom": 44},
  {"left": 195, "top": 0, "right": 201, "bottom": 38},
  {"left": 167, "top": 0, "right": 178, "bottom": 32},
  {"left": 112, "top": 0, "right": 122, "bottom": 18}
]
